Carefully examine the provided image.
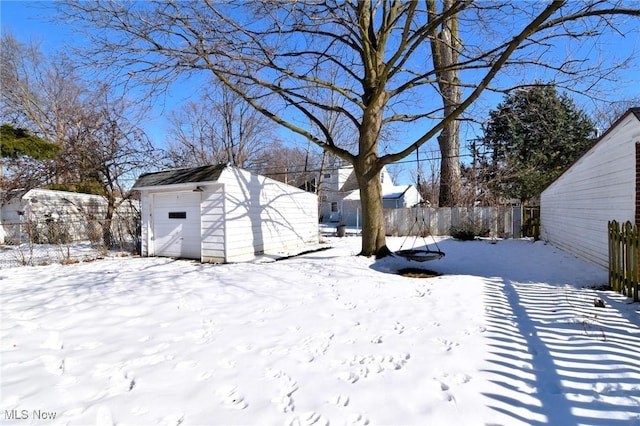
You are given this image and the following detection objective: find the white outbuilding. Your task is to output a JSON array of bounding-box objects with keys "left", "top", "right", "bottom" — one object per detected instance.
[
  {"left": 132, "top": 164, "right": 319, "bottom": 263},
  {"left": 540, "top": 107, "right": 640, "bottom": 269}
]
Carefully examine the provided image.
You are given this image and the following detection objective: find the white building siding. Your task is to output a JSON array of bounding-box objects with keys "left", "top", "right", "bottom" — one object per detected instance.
[
  {"left": 1, "top": 189, "right": 138, "bottom": 245},
  {"left": 135, "top": 165, "right": 318, "bottom": 263},
  {"left": 140, "top": 194, "right": 150, "bottom": 256},
  {"left": 220, "top": 168, "right": 318, "bottom": 262},
  {"left": 201, "top": 184, "right": 225, "bottom": 263},
  {"left": 541, "top": 112, "right": 640, "bottom": 269}
]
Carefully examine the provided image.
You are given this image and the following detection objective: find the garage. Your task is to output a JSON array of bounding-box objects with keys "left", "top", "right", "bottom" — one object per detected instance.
[
  {"left": 133, "top": 164, "right": 319, "bottom": 263},
  {"left": 152, "top": 192, "right": 202, "bottom": 259}
]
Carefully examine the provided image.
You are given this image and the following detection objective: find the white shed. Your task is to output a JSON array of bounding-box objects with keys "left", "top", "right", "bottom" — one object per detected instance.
[
  {"left": 540, "top": 107, "right": 640, "bottom": 269},
  {"left": 132, "top": 164, "right": 319, "bottom": 263}
]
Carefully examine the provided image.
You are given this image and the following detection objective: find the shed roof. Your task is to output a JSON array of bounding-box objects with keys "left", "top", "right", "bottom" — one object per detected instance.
[
  {"left": 133, "top": 164, "right": 226, "bottom": 189},
  {"left": 343, "top": 185, "right": 415, "bottom": 201}
]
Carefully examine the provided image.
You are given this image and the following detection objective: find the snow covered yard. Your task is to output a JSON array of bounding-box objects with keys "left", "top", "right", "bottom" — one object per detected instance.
[{"left": 1, "top": 237, "right": 639, "bottom": 425}]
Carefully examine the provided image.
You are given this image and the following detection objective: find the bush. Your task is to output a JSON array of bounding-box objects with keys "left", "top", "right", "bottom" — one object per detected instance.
[{"left": 449, "top": 224, "right": 477, "bottom": 241}]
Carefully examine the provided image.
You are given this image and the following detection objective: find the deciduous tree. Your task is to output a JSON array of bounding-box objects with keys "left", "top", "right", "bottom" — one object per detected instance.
[
  {"left": 165, "top": 81, "right": 275, "bottom": 169},
  {"left": 1, "top": 34, "right": 156, "bottom": 247}
]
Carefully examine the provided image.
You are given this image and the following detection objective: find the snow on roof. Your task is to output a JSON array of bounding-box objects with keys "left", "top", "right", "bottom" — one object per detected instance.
[{"left": 343, "top": 185, "right": 412, "bottom": 201}]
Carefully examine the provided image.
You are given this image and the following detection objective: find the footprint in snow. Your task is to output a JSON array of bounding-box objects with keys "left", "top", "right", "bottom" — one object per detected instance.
[
  {"left": 434, "top": 338, "right": 459, "bottom": 352},
  {"left": 163, "top": 413, "right": 185, "bottom": 426},
  {"left": 216, "top": 386, "right": 248, "bottom": 410},
  {"left": 40, "top": 355, "right": 65, "bottom": 376},
  {"left": 347, "top": 413, "right": 370, "bottom": 425},
  {"left": 464, "top": 325, "right": 487, "bottom": 335},
  {"left": 265, "top": 368, "right": 298, "bottom": 412},
  {"left": 217, "top": 358, "right": 236, "bottom": 369},
  {"left": 196, "top": 370, "right": 214, "bottom": 382},
  {"left": 414, "top": 287, "right": 431, "bottom": 298},
  {"left": 329, "top": 394, "right": 350, "bottom": 407},
  {"left": 338, "top": 371, "right": 360, "bottom": 384},
  {"left": 285, "top": 411, "right": 329, "bottom": 426}
]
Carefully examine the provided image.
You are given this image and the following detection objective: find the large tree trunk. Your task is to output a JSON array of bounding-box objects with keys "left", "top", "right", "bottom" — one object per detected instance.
[
  {"left": 429, "top": 0, "right": 462, "bottom": 207},
  {"left": 437, "top": 112, "right": 461, "bottom": 206},
  {"left": 354, "top": 92, "right": 390, "bottom": 258},
  {"left": 354, "top": 162, "right": 390, "bottom": 258}
]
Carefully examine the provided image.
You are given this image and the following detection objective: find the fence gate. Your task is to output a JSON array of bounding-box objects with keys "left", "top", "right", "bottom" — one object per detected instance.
[
  {"left": 608, "top": 220, "right": 640, "bottom": 302},
  {"left": 522, "top": 206, "right": 540, "bottom": 239}
]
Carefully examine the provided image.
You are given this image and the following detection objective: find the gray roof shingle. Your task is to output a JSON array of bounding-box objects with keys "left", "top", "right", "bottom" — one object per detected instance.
[{"left": 133, "top": 164, "right": 226, "bottom": 188}]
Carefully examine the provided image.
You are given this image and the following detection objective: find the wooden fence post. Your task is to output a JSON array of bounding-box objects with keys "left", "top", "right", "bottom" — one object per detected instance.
[
  {"left": 609, "top": 221, "right": 619, "bottom": 291},
  {"left": 608, "top": 220, "right": 640, "bottom": 302}
]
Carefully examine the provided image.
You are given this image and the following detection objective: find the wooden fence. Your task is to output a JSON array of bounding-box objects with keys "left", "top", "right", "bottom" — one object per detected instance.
[
  {"left": 383, "top": 206, "right": 521, "bottom": 238},
  {"left": 608, "top": 220, "right": 640, "bottom": 302}
]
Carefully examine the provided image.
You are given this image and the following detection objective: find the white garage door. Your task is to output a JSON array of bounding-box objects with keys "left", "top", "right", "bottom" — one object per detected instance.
[{"left": 152, "top": 192, "right": 201, "bottom": 259}]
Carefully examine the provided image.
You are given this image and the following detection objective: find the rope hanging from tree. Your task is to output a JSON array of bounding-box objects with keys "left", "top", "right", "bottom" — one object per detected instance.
[{"left": 393, "top": 148, "right": 445, "bottom": 262}]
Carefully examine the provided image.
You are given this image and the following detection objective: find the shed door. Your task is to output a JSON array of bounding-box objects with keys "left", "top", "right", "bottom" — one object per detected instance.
[{"left": 152, "top": 192, "right": 201, "bottom": 259}]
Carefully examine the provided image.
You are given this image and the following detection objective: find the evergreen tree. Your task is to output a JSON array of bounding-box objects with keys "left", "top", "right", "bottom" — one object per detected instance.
[
  {"left": 0, "top": 124, "right": 59, "bottom": 160},
  {"left": 480, "top": 86, "right": 596, "bottom": 203}
]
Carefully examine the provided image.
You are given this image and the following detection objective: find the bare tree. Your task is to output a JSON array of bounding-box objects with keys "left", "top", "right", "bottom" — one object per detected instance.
[
  {"left": 68, "top": 89, "right": 156, "bottom": 247},
  {"left": 251, "top": 140, "right": 322, "bottom": 189},
  {"left": 57, "top": 1, "right": 640, "bottom": 257},
  {"left": 1, "top": 34, "right": 156, "bottom": 247},
  {"left": 1, "top": 34, "right": 86, "bottom": 185},
  {"left": 166, "top": 81, "right": 275, "bottom": 169},
  {"left": 592, "top": 98, "right": 640, "bottom": 131}
]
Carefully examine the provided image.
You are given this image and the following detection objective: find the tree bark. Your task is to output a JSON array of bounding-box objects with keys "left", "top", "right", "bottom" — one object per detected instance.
[
  {"left": 354, "top": 92, "right": 390, "bottom": 258},
  {"left": 354, "top": 161, "right": 390, "bottom": 258},
  {"left": 102, "top": 195, "right": 116, "bottom": 249},
  {"left": 437, "top": 110, "right": 461, "bottom": 206},
  {"left": 429, "top": 0, "right": 462, "bottom": 207}
]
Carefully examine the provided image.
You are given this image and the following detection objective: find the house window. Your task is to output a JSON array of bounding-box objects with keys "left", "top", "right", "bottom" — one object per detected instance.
[
  {"left": 331, "top": 202, "right": 338, "bottom": 212},
  {"left": 324, "top": 173, "right": 331, "bottom": 179},
  {"left": 168, "top": 212, "right": 187, "bottom": 219},
  {"left": 380, "top": 173, "right": 385, "bottom": 184}
]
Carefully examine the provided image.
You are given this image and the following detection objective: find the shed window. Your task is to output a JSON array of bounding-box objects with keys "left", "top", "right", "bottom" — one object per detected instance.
[{"left": 168, "top": 212, "right": 187, "bottom": 219}]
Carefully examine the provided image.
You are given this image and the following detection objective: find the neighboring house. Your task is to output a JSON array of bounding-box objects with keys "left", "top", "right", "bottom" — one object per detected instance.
[
  {"left": 317, "top": 165, "right": 422, "bottom": 227},
  {"left": 132, "top": 164, "right": 318, "bottom": 263},
  {"left": 540, "top": 107, "right": 640, "bottom": 269},
  {"left": 0, "top": 188, "right": 138, "bottom": 244}
]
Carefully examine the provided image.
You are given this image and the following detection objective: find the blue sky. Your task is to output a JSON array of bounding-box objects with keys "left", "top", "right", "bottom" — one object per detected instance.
[{"left": 2, "top": 1, "right": 640, "bottom": 185}]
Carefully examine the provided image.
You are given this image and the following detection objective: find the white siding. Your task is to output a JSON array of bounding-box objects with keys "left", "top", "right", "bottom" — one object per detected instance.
[
  {"left": 201, "top": 184, "right": 225, "bottom": 262},
  {"left": 140, "top": 193, "right": 150, "bottom": 256},
  {"left": 0, "top": 189, "right": 138, "bottom": 244},
  {"left": 220, "top": 167, "right": 318, "bottom": 262},
  {"left": 541, "top": 113, "right": 640, "bottom": 269}
]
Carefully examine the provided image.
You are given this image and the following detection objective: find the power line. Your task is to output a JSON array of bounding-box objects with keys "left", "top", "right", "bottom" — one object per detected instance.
[{"left": 246, "top": 152, "right": 475, "bottom": 177}]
